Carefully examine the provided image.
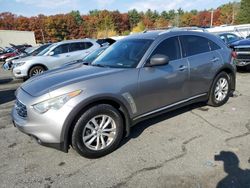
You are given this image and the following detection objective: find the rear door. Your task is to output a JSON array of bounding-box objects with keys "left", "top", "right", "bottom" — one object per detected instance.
[
  {"left": 69, "top": 42, "right": 96, "bottom": 61},
  {"left": 180, "top": 35, "right": 222, "bottom": 97},
  {"left": 137, "top": 36, "right": 190, "bottom": 115}
]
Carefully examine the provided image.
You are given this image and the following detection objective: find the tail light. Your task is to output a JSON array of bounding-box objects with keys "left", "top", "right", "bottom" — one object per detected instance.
[{"left": 231, "top": 51, "right": 237, "bottom": 59}]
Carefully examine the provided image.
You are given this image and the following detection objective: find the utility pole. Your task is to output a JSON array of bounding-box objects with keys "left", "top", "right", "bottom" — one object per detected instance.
[
  {"left": 210, "top": 9, "right": 214, "bottom": 27},
  {"left": 40, "top": 29, "right": 45, "bottom": 43}
]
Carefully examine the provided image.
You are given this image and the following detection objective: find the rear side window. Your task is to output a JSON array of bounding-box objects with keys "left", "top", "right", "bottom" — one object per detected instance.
[
  {"left": 69, "top": 42, "right": 93, "bottom": 52},
  {"left": 150, "top": 37, "right": 181, "bottom": 61},
  {"left": 181, "top": 35, "right": 210, "bottom": 57},
  {"left": 85, "top": 42, "right": 93, "bottom": 49},
  {"left": 53, "top": 44, "right": 69, "bottom": 55},
  {"left": 208, "top": 40, "right": 221, "bottom": 51}
]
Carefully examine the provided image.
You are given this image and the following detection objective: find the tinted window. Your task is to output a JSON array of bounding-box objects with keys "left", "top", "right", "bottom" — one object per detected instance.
[
  {"left": 69, "top": 42, "right": 93, "bottom": 52},
  {"left": 219, "top": 35, "right": 226, "bottom": 43},
  {"left": 85, "top": 42, "right": 93, "bottom": 49},
  {"left": 181, "top": 35, "right": 210, "bottom": 57},
  {"left": 209, "top": 40, "right": 221, "bottom": 51},
  {"left": 53, "top": 44, "right": 69, "bottom": 55},
  {"left": 227, "top": 34, "right": 239, "bottom": 43},
  {"left": 69, "top": 43, "right": 82, "bottom": 52},
  {"left": 150, "top": 37, "right": 181, "bottom": 61}
]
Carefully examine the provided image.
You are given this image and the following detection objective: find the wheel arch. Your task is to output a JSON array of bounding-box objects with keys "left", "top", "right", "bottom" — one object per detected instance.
[
  {"left": 28, "top": 64, "right": 48, "bottom": 76},
  {"left": 60, "top": 96, "right": 132, "bottom": 152},
  {"left": 212, "top": 64, "right": 236, "bottom": 91}
]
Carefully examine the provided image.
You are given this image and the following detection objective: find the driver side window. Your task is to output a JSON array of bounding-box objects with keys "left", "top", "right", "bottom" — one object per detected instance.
[
  {"left": 150, "top": 37, "right": 181, "bottom": 61},
  {"left": 53, "top": 44, "right": 69, "bottom": 55}
]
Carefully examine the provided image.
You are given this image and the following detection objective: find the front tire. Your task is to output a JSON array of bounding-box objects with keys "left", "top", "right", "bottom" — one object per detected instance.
[
  {"left": 207, "top": 72, "right": 231, "bottom": 107},
  {"left": 28, "top": 65, "right": 45, "bottom": 78},
  {"left": 72, "top": 104, "right": 124, "bottom": 158}
]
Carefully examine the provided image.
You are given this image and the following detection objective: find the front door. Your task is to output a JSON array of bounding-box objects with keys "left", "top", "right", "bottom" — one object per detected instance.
[{"left": 137, "top": 37, "right": 190, "bottom": 115}]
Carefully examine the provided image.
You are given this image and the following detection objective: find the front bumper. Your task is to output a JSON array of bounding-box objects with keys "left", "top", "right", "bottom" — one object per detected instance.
[
  {"left": 11, "top": 88, "right": 74, "bottom": 152},
  {"left": 12, "top": 66, "right": 28, "bottom": 78}
]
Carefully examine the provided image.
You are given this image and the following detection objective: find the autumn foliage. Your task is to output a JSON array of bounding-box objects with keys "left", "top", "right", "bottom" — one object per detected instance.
[{"left": 0, "top": 2, "right": 245, "bottom": 43}]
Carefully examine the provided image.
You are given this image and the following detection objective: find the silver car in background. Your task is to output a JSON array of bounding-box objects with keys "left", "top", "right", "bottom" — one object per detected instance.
[
  {"left": 12, "top": 30, "right": 236, "bottom": 158},
  {"left": 12, "top": 39, "right": 100, "bottom": 79}
]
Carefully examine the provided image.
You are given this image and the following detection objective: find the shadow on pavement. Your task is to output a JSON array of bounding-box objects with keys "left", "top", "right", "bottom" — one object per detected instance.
[
  {"left": 0, "top": 89, "right": 16, "bottom": 105},
  {"left": 237, "top": 66, "right": 250, "bottom": 73},
  {"left": 121, "top": 102, "right": 206, "bottom": 146},
  {"left": 0, "top": 78, "right": 13, "bottom": 84},
  {"left": 215, "top": 151, "right": 250, "bottom": 188}
]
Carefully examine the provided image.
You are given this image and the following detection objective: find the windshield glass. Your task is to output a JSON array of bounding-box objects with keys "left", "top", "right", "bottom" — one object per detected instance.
[
  {"left": 92, "top": 39, "right": 152, "bottom": 68},
  {"left": 83, "top": 47, "right": 107, "bottom": 63},
  {"left": 37, "top": 43, "right": 56, "bottom": 56}
]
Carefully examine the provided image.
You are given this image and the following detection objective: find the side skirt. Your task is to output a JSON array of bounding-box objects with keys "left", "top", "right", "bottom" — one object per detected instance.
[{"left": 131, "top": 93, "right": 208, "bottom": 126}]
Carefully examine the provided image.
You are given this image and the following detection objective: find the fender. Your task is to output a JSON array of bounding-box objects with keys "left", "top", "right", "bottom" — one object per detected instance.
[
  {"left": 214, "top": 63, "right": 236, "bottom": 91},
  {"left": 60, "top": 95, "right": 132, "bottom": 152}
]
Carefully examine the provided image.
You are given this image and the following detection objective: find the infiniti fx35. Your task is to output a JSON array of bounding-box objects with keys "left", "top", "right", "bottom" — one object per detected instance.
[{"left": 12, "top": 30, "right": 236, "bottom": 158}]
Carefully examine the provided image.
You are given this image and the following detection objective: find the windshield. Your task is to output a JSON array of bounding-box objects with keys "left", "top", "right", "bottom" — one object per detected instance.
[
  {"left": 83, "top": 47, "right": 107, "bottom": 63},
  {"left": 92, "top": 39, "right": 152, "bottom": 68},
  {"left": 37, "top": 43, "right": 56, "bottom": 56}
]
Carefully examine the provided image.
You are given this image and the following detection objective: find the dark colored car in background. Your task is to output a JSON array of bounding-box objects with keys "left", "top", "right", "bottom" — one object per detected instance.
[
  {"left": 218, "top": 33, "right": 243, "bottom": 45},
  {"left": 230, "top": 39, "right": 250, "bottom": 68}
]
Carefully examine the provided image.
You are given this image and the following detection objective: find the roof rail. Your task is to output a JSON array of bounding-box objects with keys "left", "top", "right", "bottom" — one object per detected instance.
[
  {"left": 142, "top": 26, "right": 173, "bottom": 33},
  {"left": 143, "top": 26, "right": 207, "bottom": 34}
]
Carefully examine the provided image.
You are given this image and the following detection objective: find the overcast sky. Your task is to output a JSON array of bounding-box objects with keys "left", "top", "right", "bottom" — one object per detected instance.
[{"left": 0, "top": 0, "right": 239, "bottom": 17}]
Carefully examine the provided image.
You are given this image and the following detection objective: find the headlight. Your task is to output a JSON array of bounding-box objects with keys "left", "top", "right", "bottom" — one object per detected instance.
[
  {"left": 14, "top": 62, "right": 26, "bottom": 67},
  {"left": 32, "top": 90, "right": 82, "bottom": 114}
]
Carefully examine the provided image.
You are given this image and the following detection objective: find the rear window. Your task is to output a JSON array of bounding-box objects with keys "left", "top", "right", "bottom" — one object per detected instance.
[{"left": 181, "top": 35, "right": 211, "bottom": 57}]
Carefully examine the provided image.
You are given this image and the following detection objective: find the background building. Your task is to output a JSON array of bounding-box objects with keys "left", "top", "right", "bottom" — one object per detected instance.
[{"left": 0, "top": 30, "right": 36, "bottom": 48}]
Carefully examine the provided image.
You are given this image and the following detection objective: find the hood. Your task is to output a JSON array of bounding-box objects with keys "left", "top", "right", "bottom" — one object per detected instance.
[
  {"left": 21, "top": 64, "right": 125, "bottom": 97},
  {"left": 230, "top": 39, "right": 250, "bottom": 47},
  {"left": 12, "top": 55, "right": 46, "bottom": 64}
]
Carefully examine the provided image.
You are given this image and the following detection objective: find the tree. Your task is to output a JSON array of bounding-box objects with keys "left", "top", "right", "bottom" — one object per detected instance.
[
  {"left": 132, "top": 21, "right": 145, "bottom": 33},
  {"left": 219, "top": 3, "right": 234, "bottom": 25},
  {"left": 236, "top": 0, "right": 250, "bottom": 24},
  {"left": 70, "top": 10, "right": 83, "bottom": 25},
  {"left": 128, "top": 9, "right": 141, "bottom": 28}
]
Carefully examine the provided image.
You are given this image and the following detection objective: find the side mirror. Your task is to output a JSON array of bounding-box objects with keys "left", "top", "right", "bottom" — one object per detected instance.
[
  {"left": 148, "top": 54, "right": 169, "bottom": 66},
  {"left": 48, "top": 51, "right": 54, "bottom": 56}
]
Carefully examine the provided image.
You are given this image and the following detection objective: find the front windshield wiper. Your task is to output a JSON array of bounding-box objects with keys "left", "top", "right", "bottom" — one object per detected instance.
[{"left": 91, "top": 63, "right": 110, "bottom": 68}]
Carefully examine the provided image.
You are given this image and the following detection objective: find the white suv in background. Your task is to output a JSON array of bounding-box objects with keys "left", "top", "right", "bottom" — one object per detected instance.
[{"left": 12, "top": 39, "right": 100, "bottom": 79}]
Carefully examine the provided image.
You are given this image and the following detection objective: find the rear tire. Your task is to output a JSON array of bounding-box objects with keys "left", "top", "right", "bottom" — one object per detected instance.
[
  {"left": 72, "top": 104, "right": 124, "bottom": 158},
  {"left": 207, "top": 72, "right": 231, "bottom": 107},
  {"left": 28, "top": 65, "right": 45, "bottom": 78}
]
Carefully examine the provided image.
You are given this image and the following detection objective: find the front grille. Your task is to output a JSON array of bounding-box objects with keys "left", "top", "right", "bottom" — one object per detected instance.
[
  {"left": 15, "top": 99, "right": 27, "bottom": 118},
  {"left": 236, "top": 54, "right": 250, "bottom": 60},
  {"left": 235, "top": 48, "right": 250, "bottom": 52}
]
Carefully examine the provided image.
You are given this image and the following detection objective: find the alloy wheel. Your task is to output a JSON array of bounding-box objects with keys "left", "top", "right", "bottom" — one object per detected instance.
[
  {"left": 82, "top": 115, "right": 117, "bottom": 151},
  {"left": 214, "top": 77, "right": 229, "bottom": 102}
]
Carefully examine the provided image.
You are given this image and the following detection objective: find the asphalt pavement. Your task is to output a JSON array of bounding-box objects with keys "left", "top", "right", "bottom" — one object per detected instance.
[{"left": 0, "top": 65, "right": 250, "bottom": 188}]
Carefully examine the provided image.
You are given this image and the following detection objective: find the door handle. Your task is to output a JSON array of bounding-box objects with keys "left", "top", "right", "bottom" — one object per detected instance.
[
  {"left": 66, "top": 55, "right": 70, "bottom": 57},
  {"left": 178, "top": 65, "right": 187, "bottom": 71},
  {"left": 210, "top": 57, "right": 219, "bottom": 62}
]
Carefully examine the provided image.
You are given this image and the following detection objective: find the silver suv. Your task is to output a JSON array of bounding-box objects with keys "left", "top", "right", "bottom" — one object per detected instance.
[
  {"left": 12, "top": 39, "right": 100, "bottom": 79},
  {"left": 12, "top": 30, "right": 236, "bottom": 158}
]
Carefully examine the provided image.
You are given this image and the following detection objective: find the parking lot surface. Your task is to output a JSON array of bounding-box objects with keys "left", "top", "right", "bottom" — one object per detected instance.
[{"left": 0, "top": 66, "right": 250, "bottom": 188}]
